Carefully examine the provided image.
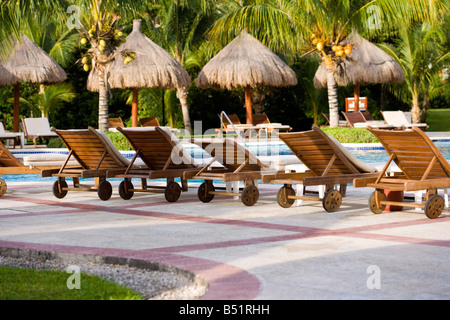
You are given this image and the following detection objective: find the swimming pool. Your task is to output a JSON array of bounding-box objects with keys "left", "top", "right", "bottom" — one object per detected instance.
[{"left": 2, "top": 140, "right": 450, "bottom": 182}]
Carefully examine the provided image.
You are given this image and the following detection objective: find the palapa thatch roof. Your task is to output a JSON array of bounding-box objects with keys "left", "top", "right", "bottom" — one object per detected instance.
[
  {"left": 313, "top": 32, "right": 404, "bottom": 89},
  {"left": 0, "top": 62, "right": 17, "bottom": 86},
  {"left": 5, "top": 34, "right": 67, "bottom": 84},
  {"left": 88, "top": 20, "right": 191, "bottom": 92},
  {"left": 196, "top": 31, "right": 297, "bottom": 90}
]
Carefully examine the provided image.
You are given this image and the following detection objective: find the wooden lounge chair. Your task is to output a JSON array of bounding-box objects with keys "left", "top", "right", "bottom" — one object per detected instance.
[
  {"left": 252, "top": 113, "right": 292, "bottom": 136},
  {"left": 192, "top": 138, "right": 278, "bottom": 206},
  {"left": 139, "top": 116, "right": 180, "bottom": 134},
  {"left": 381, "top": 111, "right": 428, "bottom": 130},
  {"left": 0, "top": 140, "right": 78, "bottom": 197},
  {"left": 261, "top": 126, "right": 379, "bottom": 212},
  {"left": 41, "top": 127, "right": 132, "bottom": 201},
  {"left": 322, "top": 113, "right": 349, "bottom": 127},
  {"left": 353, "top": 126, "right": 450, "bottom": 219},
  {"left": 341, "top": 111, "right": 394, "bottom": 129},
  {"left": 108, "top": 117, "right": 125, "bottom": 132},
  {"left": 22, "top": 118, "right": 58, "bottom": 147},
  {"left": 139, "top": 116, "right": 160, "bottom": 127},
  {"left": 361, "top": 111, "right": 375, "bottom": 121},
  {"left": 216, "top": 113, "right": 259, "bottom": 138},
  {"left": 112, "top": 127, "right": 202, "bottom": 202}
]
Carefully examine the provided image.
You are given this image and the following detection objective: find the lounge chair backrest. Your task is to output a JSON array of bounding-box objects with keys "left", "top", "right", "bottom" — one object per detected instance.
[
  {"left": 341, "top": 112, "right": 366, "bottom": 127},
  {"left": 22, "top": 118, "right": 53, "bottom": 135},
  {"left": 381, "top": 111, "right": 408, "bottom": 126},
  {"left": 0, "top": 141, "right": 23, "bottom": 167},
  {"left": 108, "top": 117, "right": 125, "bottom": 128},
  {"left": 362, "top": 112, "right": 374, "bottom": 121},
  {"left": 403, "top": 112, "right": 412, "bottom": 123},
  {"left": 53, "top": 128, "right": 129, "bottom": 170},
  {"left": 368, "top": 127, "right": 450, "bottom": 180},
  {"left": 197, "top": 138, "right": 268, "bottom": 172},
  {"left": 139, "top": 117, "right": 160, "bottom": 127},
  {"left": 277, "top": 126, "right": 364, "bottom": 176},
  {"left": 252, "top": 114, "right": 270, "bottom": 125},
  {"left": 118, "top": 127, "right": 195, "bottom": 170},
  {"left": 219, "top": 113, "right": 241, "bottom": 127},
  {"left": 0, "top": 122, "right": 7, "bottom": 134}
]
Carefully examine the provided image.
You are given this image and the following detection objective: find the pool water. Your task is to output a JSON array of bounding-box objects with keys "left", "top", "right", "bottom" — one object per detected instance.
[{"left": 2, "top": 141, "right": 450, "bottom": 182}]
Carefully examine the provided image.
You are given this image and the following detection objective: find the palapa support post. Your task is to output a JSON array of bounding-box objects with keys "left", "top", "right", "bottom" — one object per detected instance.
[
  {"left": 245, "top": 86, "right": 253, "bottom": 125},
  {"left": 132, "top": 88, "right": 139, "bottom": 127},
  {"left": 354, "top": 82, "right": 360, "bottom": 112},
  {"left": 13, "top": 83, "right": 20, "bottom": 132}
]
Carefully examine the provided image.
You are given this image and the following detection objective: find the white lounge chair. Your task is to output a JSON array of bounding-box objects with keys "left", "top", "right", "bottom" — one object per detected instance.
[
  {"left": 22, "top": 118, "right": 58, "bottom": 147},
  {"left": 381, "top": 111, "right": 428, "bottom": 130},
  {"left": 0, "top": 122, "right": 24, "bottom": 148}
]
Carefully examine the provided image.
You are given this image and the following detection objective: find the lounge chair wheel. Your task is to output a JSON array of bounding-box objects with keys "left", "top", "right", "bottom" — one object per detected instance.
[
  {"left": 118, "top": 180, "right": 134, "bottom": 200},
  {"left": 369, "top": 190, "right": 387, "bottom": 214},
  {"left": 198, "top": 182, "right": 215, "bottom": 203},
  {"left": 277, "top": 186, "right": 295, "bottom": 208},
  {"left": 241, "top": 185, "right": 259, "bottom": 206},
  {"left": 0, "top": 179, "right": 7, "bottom": 197},
  {"left": 322, "top": 189, "right": 342, "bottom": 212},
  {"left": 52, "top": 179, "right": 68, "bottom": 199},
  {"left": 424, "top": 194, "right": 444, "bottom": 219},
  {"left": 165, "top": 181, "right": 182, "bottom": 202},
  {"left": 97, "top": 180, "right": 112, "bottom": 201}
]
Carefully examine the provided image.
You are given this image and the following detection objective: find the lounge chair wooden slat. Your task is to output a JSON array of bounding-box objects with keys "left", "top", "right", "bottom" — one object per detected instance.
[
  {"left": 354, "top": 126, "right": 450, "bottom": 218},
  {"left": 45, "top": 127, "right": 132, "bottom": 200},
  {"left": 0, "top": 143, "right": 23, "bottom": 168},
  {"left": 115, "top": 127, "right": 201, "bottom": 201},
  {"left": 0, "top": 140, "right": 82, "bottom": 196},
  {"left": 263, "top": 126, "right": 379, "bottom": 212},
  {"left": 191, "top": 137, "right": 276, "bottom": 206}
]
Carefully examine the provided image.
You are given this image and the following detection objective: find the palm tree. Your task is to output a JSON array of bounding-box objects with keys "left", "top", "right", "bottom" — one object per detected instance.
[
  {"left": 67, "top": 0, "right": 150, "bottom": 131},
  {"left": 2, "top": 0, "right": 149, "bottom": 131},
  {"left": 16, "top": 83, "right": 75, "bottom": 118},
  {"left": 143, "top": 0, "right": 220, "bottom": 134},
  {"left": 209, "top": 0, "right": 447, "bottom": 127},
  {"left": 379, "top": 22, "right": 450, "bottom": 123}
]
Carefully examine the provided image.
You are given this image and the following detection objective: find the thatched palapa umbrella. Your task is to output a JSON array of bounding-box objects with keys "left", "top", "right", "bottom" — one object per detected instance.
[
  {"left": 5, "top": 34, "right": 67, "bottom": 132},
  {"left": 0, "top": 62, "right": 17, "bottom": 86},
  {"left": 107, "top": 20, "right": 191, "bottom": 127},
  {"left": 196, "top": 31, "right": 297, "bottom": 124},
  {"left": 314, "top": 32, "right": 404, "bottom": 111}
]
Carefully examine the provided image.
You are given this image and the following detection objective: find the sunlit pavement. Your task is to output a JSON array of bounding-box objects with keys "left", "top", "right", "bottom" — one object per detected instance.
[{"left": 1, "top": 180, "right": 450, "bottom": 300}]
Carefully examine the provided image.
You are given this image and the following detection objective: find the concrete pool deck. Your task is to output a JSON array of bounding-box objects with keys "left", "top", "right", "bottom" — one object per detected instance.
[{"left": 1, "top": 179, "right": 450, "bottom": 300}]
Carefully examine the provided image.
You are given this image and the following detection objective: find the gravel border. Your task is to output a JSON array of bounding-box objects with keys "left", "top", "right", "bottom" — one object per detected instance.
[{"left": 0, "top": 248, "right": 208, "bottom": 300}]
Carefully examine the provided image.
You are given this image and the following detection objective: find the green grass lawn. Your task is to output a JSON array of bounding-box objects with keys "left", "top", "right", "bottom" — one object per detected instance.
[
  {"left": 426, "top": 109, "right": 450, "bottom": 131},
  {"left": 0, "top": 265, "right": 144, "bottom": 300}
]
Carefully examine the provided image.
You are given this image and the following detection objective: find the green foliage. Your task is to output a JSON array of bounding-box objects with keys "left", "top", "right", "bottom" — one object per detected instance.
[
  {"left": 18, "top": 83, "right": 76, "bottom": 118},
  {"left": 321, "top": 127, "right": 379, "bottom": 143},
  {"left": 1, "top": 0, "right": 448, "bottom": 134},
  {"left": 0, "top": 265, "right": 143, "bottom": 300},
  {"left": 0, "top": 83, "right": 39, "bottom": 131},
  {"left": 425, "top": 108, "right": 450, "bottom": 131},
  {"left": 45, "top": 138, "right": 66, "bottom": 148},
  {"left": 46, "top": 132, "right": 132, "bottom": 150},
  {"left": 104, "top": 131, "right": 133, "bottom": 151}
]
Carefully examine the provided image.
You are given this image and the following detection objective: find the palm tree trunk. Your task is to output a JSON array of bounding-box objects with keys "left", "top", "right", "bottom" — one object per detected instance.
[
  {"left": 421, "top": 82, "right": 430, "bottom": 123},
  {"left": 411, "top": 80, "right": 420, "bottom": 124},
  {"left": 177, "top": 88, "right": 192, "bottom": 135},
  {"left": 98, "top": 67, "right": 109, "bottom": 131},
  {"left": 325, "top": 65, "right": 339, "bottom": 128}
]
